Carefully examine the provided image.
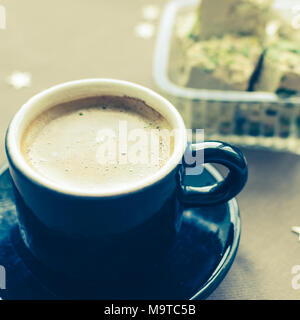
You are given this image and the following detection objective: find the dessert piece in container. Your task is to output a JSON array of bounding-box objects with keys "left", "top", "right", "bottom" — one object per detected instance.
[
  {"left": 198, "top": 0, "right": 274, "bottom": 40},
  {"left": 255, "top": 41, "right": 300, "bottom": 94},
  {"left": 179, "top": 35, "right": 263, "bottom": 91}
]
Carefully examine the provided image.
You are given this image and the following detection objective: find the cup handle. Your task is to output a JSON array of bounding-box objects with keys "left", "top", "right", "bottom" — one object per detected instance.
[{"left": 178, "top": 141, "right": 248, "bottom": 206}]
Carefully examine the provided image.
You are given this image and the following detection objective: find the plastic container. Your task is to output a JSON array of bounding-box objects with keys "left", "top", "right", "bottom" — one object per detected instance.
[{"left": 153, "top": 0, "right": 300, "bottom": 154}]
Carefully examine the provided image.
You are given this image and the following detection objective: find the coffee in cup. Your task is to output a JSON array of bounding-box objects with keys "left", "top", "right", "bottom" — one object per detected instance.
[{"left": 21, "top": 95, "right": 175, "bottom": 192}]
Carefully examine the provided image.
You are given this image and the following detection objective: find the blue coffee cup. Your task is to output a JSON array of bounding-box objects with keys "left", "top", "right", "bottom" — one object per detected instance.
[{"left": 5, "top": 79, "right": 247, "bottom": 280}]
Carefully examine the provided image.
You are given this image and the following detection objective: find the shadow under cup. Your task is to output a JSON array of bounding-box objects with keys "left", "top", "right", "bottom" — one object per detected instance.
[{"left": 5, "top": 79, "right": 248, "bottom": 284}]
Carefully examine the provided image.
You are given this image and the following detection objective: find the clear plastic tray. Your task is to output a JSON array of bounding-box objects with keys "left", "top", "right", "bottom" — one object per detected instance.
[{"left": 153, "top": 0, "right": 300, "bottom": 154}]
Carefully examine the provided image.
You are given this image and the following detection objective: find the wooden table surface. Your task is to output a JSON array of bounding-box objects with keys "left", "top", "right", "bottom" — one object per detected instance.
[{"left": 1, "top": 0, "right": 300, "bottom": 299}]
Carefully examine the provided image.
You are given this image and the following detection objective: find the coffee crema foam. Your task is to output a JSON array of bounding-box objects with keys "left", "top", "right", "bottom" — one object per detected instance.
[{"left": 21, "top": 96, "right": 174, "bottom": 192}]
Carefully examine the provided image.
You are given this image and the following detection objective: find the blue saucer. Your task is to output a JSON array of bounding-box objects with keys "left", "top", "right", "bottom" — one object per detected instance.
[{"left": 0, "top": 163, "right": 240, "bottom": 300}]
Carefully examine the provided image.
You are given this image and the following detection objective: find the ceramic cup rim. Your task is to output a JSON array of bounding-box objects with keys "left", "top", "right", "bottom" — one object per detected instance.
[{"left": 6, "top": 79, "right": 187, "bottom": 198}]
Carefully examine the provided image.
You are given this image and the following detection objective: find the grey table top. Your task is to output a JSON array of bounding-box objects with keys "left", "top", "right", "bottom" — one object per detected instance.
[{"left": 0, "top": 0, "right": 300, "bottom": 300}]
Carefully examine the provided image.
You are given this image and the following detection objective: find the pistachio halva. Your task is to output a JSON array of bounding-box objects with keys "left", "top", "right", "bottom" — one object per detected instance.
[{"left": 174, "top": 0, "right": 300, "bottom": 95}]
